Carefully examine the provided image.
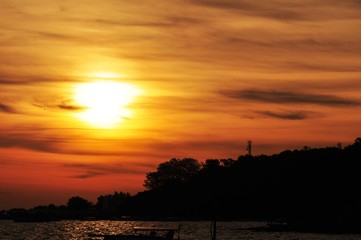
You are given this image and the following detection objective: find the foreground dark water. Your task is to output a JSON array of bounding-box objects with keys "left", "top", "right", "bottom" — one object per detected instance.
[{"left": 1, "top": 220, "right": 361, "bottom": 240}]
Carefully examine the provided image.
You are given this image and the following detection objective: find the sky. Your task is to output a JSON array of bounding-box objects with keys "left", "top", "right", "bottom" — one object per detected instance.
[{"left": 1, "top": 0, "right": 361, "bottom": 209}]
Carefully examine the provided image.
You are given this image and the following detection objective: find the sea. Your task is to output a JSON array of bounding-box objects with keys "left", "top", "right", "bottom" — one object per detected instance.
[{"left": 1, "top": 220, "right": 361, "bottom": 240}]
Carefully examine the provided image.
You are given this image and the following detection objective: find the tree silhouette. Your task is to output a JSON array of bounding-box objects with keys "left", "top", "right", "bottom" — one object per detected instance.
[
  {"left": 67, "top": 196, "right": 92, "bottom": 211},
  {"left": 3, "top": 136, "right": 361, "bottom": 231},
  {"left": 144, "top": 158, "right": 201, "bottom": 189},
  {"left": 96, "top": 191, "right": 131, "bottom": 216}
]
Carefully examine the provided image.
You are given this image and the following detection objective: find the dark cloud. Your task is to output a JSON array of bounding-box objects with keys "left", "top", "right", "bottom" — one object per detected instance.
[
  {"left": 266, "top": 79, "right": 361, "bottom": 91},
  {"left": 256, "top": 110, "right": 308, "bottom": 120},
  {"left": 0, "top": 103, "right": 17, "bottom": 114},
  {"left": 66, "top": 148, "right": 162, "bottom": 157},
  {"left": 0, "top": 133, "right": 57, "bottom": 153},
  {"left": 0, "top": 78, "right": 31, "bottom": 85},
  {"left": 64, "top": 162, "right": 150, "bottom": 179},
  {"left": 188, "top": 0, "right": 303, "bottom": 20},
  {"left": 221, "top": 37, "right": 361, "bottom": 55},
  {"left": 188, "top": 0, "right": 361, "bottom": 21},
  {"left": 32, "top": 100, "right": 86, "bottom": 112},
  {"left": 0, "top": 132, "right": 171, "bottom": 158},
  {"left": 57, "top": 103, "right": 85, "bottom": 111},
  {"left": 222, "top": 89, "right": 361, "bottom": 107},
  {"left": 283, "top": 61, "right": 361, "bottom": 72},
  {"left": 0, "top": 75, "right": 79, "bottom": 86},
  {"left": 72, "top": 171, "right": 103, "bottom": 179},
  {"left": 189, "top": 0, "right": 253, "bottom": 9}
]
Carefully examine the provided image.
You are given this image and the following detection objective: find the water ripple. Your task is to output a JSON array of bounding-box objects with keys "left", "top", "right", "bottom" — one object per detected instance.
[{"left": 1, "top": 220, "right": 361, "bottom": 240}]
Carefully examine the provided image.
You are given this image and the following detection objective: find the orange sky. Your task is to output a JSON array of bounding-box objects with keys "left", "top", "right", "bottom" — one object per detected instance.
[{"left": 1, "top": 0, "right": 361, "bottom": 209}]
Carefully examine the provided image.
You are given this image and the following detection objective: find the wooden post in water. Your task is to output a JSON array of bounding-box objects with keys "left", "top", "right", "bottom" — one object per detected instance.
[{"left": 211, "top": 220, "right": 216, "bottom": 240}]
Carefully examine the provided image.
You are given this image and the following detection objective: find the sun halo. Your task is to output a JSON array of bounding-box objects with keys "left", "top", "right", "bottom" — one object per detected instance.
[{"left": 74, "top": 81, "right": 140, "bottom": 128}]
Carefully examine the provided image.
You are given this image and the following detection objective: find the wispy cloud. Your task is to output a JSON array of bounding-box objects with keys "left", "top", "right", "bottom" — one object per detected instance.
[
  {"left": 33, "top": 100, "right": 85, "bottom": 112},
  {"left": 90, "top": 15, "right": 202, "bottom": 28},
  {"left": 188, "top": 0, "right": 361, "bottom": 21},
  {"left": 0, "top": 75, "right": 79, "bottom": 86},
  {"left": 188, "top": 0, "right": 304, "bottom": 20},
  {"left": 284, "top": 61, "right": 361, "bottom": 72},
  {"left": 0, "top": 132, "right": 171, "bottom": 158},
  {"left": 64, "top": 162, "right": 152, "bottom": 179},
  {"left": 0, "top": 103, "right": 17, "bottom": 114},
  {"left": 0, "top": 133, "right": 57, "bottom": 153},
  {"left": 256, "top": 110, "right": 309, "bottom": 120},
  {"left": 222, "top": 89, "right": 361, "bottom": 107},
  {"left": 0, "top": 128, "right": 244, "bottom": 160},
  {"left": 57, "top": 103, "right": 85, "bottom": 111}
]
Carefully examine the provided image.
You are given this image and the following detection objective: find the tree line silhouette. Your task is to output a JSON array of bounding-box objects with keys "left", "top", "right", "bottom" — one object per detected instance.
[{"left": 1, "top": 137, "right": 361, "bottom": 232}]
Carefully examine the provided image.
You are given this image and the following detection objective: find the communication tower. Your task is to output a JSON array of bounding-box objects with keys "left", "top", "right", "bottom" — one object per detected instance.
[{"left": 246, "top": 140, "right": 252, "bottom": 156}]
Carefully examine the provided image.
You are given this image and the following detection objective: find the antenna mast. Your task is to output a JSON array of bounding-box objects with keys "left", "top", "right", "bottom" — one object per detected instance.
[{"left": 247, "top": 140, "right": 252, "bottom": 156}]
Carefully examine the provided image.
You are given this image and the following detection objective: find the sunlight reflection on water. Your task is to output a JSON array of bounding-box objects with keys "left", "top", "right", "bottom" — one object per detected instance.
[{"left": 1, "top": 220, "right": 361, "bottom": 240}]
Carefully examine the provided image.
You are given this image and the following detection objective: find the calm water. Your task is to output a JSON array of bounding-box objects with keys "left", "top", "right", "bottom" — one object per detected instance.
[{"left": 1, "top": 220, "right": 361, "bottom": 240}]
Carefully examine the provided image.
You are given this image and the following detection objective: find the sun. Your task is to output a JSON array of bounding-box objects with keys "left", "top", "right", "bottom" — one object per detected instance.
[{"left": 74, "top": 81, "right": 140, "bottom": 128}]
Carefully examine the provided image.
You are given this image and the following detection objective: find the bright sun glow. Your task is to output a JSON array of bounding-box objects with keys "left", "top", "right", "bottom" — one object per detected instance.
[{"left": 74, "top": 81, "right": 140, "bottom": 128}]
